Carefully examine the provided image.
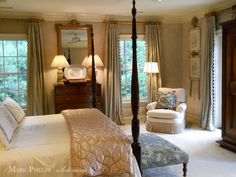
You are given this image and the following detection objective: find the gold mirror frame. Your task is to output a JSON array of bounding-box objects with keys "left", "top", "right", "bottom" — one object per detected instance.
[{"left": 56, "top": 20, "right": 92, "bottom": 64}]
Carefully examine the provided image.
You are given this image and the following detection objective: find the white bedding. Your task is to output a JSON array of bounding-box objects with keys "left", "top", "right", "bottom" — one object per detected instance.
[{"left": 0, "top": 114, "right": 141, "bottom": 177}]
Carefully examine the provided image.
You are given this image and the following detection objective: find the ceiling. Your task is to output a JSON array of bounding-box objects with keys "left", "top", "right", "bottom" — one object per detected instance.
[{"left": 0, "top": 0, "right": 235, "bottom": 22}]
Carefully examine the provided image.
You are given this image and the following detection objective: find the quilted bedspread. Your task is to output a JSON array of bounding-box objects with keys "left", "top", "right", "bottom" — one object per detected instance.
[{"left": 61, "top": 108, "right": 133, "bottom": 177}]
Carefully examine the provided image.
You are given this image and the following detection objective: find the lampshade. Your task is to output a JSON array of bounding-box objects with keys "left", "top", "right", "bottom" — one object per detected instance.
[
  {"left": 144, "top": 62, "right": 159, "bottom": 73},
  {"left": 82, "top": 55, "right": 104, "bottom": 67},
  {"left": 51, "top": 55, "right": 70, "bottom": 68}
]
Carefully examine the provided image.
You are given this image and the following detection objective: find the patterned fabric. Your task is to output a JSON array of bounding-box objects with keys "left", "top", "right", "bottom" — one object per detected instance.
[
  {"left": 62, "top": 108, "right": 133, "bottom": 177},
  {"left": 156, "top": 91, "right": 177, "bottom": 110},
  {"left": 129, "top": 133, "right": 188, "bottom": 169}
]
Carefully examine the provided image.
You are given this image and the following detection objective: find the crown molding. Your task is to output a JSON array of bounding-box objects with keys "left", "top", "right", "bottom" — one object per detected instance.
[
  {"left": 0, "top": 0, "right": 235, "bottom": 24},
  {"left": 0, "top": 11, "right": 106, "bottom": 22},
  {"left": 181, "top": 0, "right": 236, "bottom": 23}
]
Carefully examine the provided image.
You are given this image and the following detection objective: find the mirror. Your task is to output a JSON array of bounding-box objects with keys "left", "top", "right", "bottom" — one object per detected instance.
[{"left": 56, "top": 20, "right": 92, "bottom": 65}]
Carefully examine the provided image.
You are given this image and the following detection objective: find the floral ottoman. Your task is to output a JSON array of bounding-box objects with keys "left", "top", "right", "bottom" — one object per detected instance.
[{"left": 129, "top": 133, "right": 189, "bottom": 177}]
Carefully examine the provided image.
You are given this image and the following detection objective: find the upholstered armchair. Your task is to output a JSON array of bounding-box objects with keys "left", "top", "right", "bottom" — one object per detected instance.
[{"left": 146, "top": 88, "right": 187, "bottom": 134}]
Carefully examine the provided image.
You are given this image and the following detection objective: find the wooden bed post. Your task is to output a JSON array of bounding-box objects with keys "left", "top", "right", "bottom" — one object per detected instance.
[
  {"left": 131, "top": 0, "right": 141, "bottom": 172},
  {"left": 91, "top": 27, "right": 97, "bottom": 108}
]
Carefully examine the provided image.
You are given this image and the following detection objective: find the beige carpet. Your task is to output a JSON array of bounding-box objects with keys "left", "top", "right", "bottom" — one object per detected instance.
[{"left": 120, "top": 122, "right": 236, "bottom": 177}]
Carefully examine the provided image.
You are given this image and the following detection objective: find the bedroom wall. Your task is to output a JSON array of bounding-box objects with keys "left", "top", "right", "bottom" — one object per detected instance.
[
  {"left": 42, "top": 21, "right": 106, "bottom": 114},
  {"left": 182, "top": 18, "right": 206, "bottom": 124},
  {"left": 118, "top": 23, "right": 183, "bottom": 121},
  {"left": 160, "top": 23, "right": 183, "bottom": 88},
  {"left": 0, "top": 21, "right": 27, "bottom": 34},
  {"left": 0, "top": 19, "right": 184, "bottom": 121},
  {"left": 182, "top": 9, "right": 235, "bottom": 124}
]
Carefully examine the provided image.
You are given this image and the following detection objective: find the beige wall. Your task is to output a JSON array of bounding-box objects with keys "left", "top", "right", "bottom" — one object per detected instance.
[
  {"left": 0, "top": 20, "right": 184, "bottom": 119},
  {"left": 0, "top": 21, "right": 27, "bottom": 34},
  {"left": 182, "top": 18, "right": 207, "bottom": 123},
  {"left": 42, "top": 21, "right": 106, "bottom": 113},
  {"left": 160, "top": 23, "right": 183, "bottom": 88}
]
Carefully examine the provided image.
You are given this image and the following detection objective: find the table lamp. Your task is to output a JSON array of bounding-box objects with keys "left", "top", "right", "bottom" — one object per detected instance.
[
  {"left": 144, "top": 62, "right": 159, "bottom": 100},
  {"left": 144, "top": 62, "right": 159, "bottom": 74},
  {"left": 82, "top": 54, "right": 103, "bottom": 79},
  {"left": 51, "top": 55, "right": 69, "bottom": 85}
]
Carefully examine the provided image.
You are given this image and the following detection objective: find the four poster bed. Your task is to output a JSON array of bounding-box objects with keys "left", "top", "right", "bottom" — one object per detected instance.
[{"left": 0, "top": 0, "right": 142, "bottom": 177}]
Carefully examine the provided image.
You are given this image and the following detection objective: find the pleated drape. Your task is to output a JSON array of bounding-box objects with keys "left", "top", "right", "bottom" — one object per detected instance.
[
  {"left": 200, "top": 15, "right": 216, "bottom": 131},
  {"left": 145, "top": 24, "right": 162, "bottom": 102},
  {"left": 27, "top": 21, "right": 47, "bottom": 115},
  {"left": 104, "top": 23, "right": 122, "bottom": 125}
]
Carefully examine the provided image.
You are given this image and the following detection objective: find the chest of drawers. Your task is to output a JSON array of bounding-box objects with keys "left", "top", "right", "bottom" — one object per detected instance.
[{"left": 55, "top": 83, "right": 102, "bottom": 113}]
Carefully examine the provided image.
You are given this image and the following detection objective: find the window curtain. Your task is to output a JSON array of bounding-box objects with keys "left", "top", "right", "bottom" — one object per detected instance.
[
  {"left": 27, "top": 20, "right": 47, "bottom": 116},
  {"left": 104, "top": 23, "right": 122, "bottom": 125},
  {"left": 145, "top": 23, "right": 162, "bottom": 102},
  {"left": 200, "top": 15, "right": 216, "bottom": 131}
]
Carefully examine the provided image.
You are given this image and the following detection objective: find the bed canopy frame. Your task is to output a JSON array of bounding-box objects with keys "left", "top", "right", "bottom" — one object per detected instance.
[{"left": 90, "top": 0, "right": 141, "bottom": 171}]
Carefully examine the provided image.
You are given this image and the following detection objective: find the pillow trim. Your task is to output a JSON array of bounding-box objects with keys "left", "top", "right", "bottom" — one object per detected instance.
[{"left": 2, "top": 97, "right": 25, "bottom": 124}]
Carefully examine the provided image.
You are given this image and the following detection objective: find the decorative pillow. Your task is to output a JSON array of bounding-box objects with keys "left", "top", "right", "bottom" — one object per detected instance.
[
  {"left": 2, "top": 97, "right": 25, "bottom": 123},
  {"left": 0, "top": 103, "right": 18, "bottom": 145},
  {"left": 156, "top": 91, "right": 177, "bottom": 110}
]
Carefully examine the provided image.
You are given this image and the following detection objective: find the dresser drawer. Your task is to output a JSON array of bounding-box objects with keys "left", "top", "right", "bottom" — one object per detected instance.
[
  {"left": 55, "top": 95, "right": 92, "bottom": 104},
  {"left": 55, "top": 85, "right": 90, "bottom": 95},
  {"left": 54, "top": 83, "right": 103, "bottom": 113},
  {"left": 55, "top": 85, "right": 101, "bottom": 95},
  {"left": 56, "top": 102, "right": 103, "bottom": 113}
]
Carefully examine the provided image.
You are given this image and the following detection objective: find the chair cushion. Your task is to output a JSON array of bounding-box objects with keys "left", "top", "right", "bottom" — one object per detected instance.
[{"left": 147, "top": 109, "right": 180, "bottom": 119}]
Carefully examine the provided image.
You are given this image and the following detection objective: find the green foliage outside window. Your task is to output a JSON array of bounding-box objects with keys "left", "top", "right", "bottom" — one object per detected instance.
[
  {"left": 0, "top": 40, "right": 27, "bottom": 108},
  {"left": 119, "top": 40, "right": 147, "bottom": 101}
]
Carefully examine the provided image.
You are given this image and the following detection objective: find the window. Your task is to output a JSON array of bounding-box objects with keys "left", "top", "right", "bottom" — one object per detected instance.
[
  {"left": 0, "top": 35, "right": 28, "bottom": 108},
  {"left": 214, "top": 30, "right": 222, "bottom": 128},
  {"left": 119, "top": 35, "right": 147, "bottom": 101}
]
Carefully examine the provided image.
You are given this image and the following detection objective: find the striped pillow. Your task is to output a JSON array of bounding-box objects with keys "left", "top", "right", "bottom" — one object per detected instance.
[
  {"left": 2, "top": 97, "right": 25, "bottom": 123},
  {"left": 0, "top": 103, "right": 18, "bottom": 146}
]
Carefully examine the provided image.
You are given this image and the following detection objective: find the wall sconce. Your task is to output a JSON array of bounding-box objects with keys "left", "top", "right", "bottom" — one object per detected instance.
[{"left": 51, "top": 55, "right": 69, "bottom": 85}]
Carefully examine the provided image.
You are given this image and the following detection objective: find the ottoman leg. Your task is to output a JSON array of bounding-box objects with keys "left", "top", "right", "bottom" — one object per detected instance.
[{"left": 183, "top": 163, "right": 187, "bottom": 177}]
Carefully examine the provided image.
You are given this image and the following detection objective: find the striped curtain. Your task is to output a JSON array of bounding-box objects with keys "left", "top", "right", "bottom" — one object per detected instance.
[{"left": 200, "top": 15, "right": 216, "bottom": 130}]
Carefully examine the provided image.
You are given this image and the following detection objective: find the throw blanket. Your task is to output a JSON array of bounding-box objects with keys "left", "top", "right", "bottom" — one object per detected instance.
[{"left": 61, "top": 108, "right": 133, "bottom": 177}]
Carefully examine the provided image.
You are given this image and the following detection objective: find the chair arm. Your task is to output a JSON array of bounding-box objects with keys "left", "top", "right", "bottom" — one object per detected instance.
[
  {"left": 146, "top": 102, "right": 157, "bottom": 111},
  {"left": 176, "top": 103, "right": 187, "bottom": 113}
]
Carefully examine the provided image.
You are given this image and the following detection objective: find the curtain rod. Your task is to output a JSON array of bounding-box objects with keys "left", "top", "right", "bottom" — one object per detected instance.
[
  {"left": 0, "top": 18, "right": 44, "bottom": 22},
  {"left": 104, "top": 20, "right": 160, "bottom": 25},
  {"left": 205, "top": 4, "right": 236, "bottom": 17}
]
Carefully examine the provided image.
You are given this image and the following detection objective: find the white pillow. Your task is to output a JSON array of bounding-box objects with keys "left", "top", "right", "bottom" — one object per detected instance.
[
  {"left": 0, "top": 104, "right": 18, "bottom": 145},
  {"left": 2, "top": 97, "right": 25, "bottom": 123}
]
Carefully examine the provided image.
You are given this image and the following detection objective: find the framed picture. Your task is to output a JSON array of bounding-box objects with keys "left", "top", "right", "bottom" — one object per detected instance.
[
  {"left": 190, "top": 28, "right": 200, "bottom": 51},
  {"left": 190, "top": 57, "right": 200, "bottom": 80}
]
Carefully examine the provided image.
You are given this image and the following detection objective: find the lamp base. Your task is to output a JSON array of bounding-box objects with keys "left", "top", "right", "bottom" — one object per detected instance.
[
  {"left": 57, "top": 67, "right": 64, "bottom": 85},
  {"left": 87, "top": 67, "right": 97, "bottom": 80}
]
